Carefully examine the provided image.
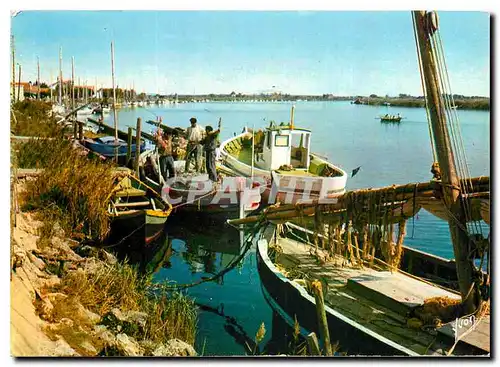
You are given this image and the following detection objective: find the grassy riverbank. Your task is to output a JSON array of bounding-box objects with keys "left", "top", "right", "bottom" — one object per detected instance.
[{"left": 11, "top": 100, "right": 198, "bottom": 356}]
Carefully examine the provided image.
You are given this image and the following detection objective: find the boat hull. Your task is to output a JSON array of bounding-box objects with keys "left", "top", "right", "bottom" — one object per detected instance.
[
  {"left": 257, "top": 224, "right": 489, "bottom": 355},
  {"left": 256, "top": 226, "right": 413, "bottom": 356},
  {"left": 108, "top": 209, "right": 168, "bottom": 250},
  {"left": 83, "top": 139, "right": 143, "bottom": 158}
]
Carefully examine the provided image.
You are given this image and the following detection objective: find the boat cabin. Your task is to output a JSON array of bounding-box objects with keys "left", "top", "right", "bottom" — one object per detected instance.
[{"left": 257, "top": 124, "right": 311, "bottom": 171}]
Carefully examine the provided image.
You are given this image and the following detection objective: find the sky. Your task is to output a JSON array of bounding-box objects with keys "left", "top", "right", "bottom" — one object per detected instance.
[{"left": 10, "top": 10, "right": 491, "bottom": 96}]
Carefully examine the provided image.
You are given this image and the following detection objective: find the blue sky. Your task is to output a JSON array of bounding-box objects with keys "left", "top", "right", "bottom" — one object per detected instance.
[{"left": 10, "top": 11, "right": 490, "bottom": 96}]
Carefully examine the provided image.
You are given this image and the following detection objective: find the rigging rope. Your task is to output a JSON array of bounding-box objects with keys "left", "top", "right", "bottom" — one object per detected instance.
[{"left": 412, "top": 12, "right": 437, "bottom": 163}]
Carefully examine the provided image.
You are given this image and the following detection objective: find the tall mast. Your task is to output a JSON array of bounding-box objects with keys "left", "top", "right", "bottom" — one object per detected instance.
[
  {"left": 71, "top": 56, "right": 75, "bottom": 111},
  {"left": 58, "top": 47, "right": 63, "bottom": 105},
  {"left": 37, "top": 56, "right": 40, "bottom": 100},
  {"left": 11, "top": 35, "right": 15, "bottom": 100},
  {"left": 17, "top": 64, "right": 21, "bottom": 102},
  {"left": 413, "top": 10, "right": 477, "bottom": 313},
  {"left": 111, "top": 40, "right": 118, "bottom": 142}
]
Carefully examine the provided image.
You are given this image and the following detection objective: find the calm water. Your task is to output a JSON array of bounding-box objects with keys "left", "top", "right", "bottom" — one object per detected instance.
[{"left": 107, "top": 101, "right": 490, "bottom": 355}]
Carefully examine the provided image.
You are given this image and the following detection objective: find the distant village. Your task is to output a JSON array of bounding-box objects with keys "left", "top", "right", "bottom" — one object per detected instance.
[{"left": 11, "top": 80, "right": 489, "bottom": 111}]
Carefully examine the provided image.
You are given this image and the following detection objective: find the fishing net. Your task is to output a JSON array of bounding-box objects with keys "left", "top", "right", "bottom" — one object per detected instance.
[{"left": 309, "top": 188, "right": 412, "bottom": 271}]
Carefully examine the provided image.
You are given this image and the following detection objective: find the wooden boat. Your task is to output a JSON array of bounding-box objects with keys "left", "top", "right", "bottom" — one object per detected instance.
[
  {"left": 82, "top": 136, "right": 144, "bottom": 158},
  {"left": 219, "top": 120, "right": 348, "bottom": 204},
  {"left": 256, "top": 223, "right": 489, "bottom": 356},
  {"left": 106, "top": 169, "right": 172, "bottom": 249},
  {"left": 230, "top": 10, "right": 490, "bottom": 356},
  {"left": 379, "top": 114, "right": 403, "bottom": 123},
  {"left": 138, "top": 149, "right": 261, "bottom": 215}
]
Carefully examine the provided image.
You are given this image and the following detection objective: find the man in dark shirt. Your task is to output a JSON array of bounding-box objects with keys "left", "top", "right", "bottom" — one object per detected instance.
[{"left": 201, "top": 120, "right": 221, "bottom": 182}]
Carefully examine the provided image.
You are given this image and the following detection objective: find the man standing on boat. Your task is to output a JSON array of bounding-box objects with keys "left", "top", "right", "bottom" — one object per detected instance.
[
  {"left": 155, "top": 129, "right": 176, "bottom": 182},
  {"left": 201, "top": 119, "right": 221, "bottom": 182},
  {"left": 185, "top": 117, "right": 205, "bottom": 173}
]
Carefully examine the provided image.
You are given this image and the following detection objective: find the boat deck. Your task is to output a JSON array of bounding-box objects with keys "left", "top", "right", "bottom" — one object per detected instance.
[
  {"left": 228, "top": 146, "right": 317, "bottom": 176},
  {"left": 274, "top": 236, "right": 490, "bottom": 355}
]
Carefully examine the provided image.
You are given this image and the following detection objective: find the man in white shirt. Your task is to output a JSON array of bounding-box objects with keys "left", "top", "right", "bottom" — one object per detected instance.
[{"left": 185, "top": 117, "right": 205, "bottom": 173}]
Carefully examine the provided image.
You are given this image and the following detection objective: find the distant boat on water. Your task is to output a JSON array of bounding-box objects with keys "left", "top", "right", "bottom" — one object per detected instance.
[{"left": 379, "top": 114, "right": 403, "bottom": 123}]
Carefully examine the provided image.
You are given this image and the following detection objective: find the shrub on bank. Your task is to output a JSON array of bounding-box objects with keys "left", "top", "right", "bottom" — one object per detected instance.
[
  {"left": 20, "top": 138, "right": 116, "bottom": 241},
  {"left": 11, "top": 100, "right": 63, "bottom": 137}
]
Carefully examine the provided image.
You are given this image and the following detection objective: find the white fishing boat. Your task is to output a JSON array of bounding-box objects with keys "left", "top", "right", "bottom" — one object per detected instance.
[{"left": 219, "top": 113, "right": 348, "bottom": 205}]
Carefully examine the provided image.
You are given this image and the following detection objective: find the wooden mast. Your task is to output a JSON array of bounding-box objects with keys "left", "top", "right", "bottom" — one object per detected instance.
[
  {"left": 111, "top": 40, "right": 118, "bottom": 143},
  {"left": 71, "top": 57, "right": 75, "bottom": 112},
  {"left": 17, "top": 64, "right": 21, "bottom": 102},
  {"left": 11, "top": 35, "right": 15, "bottom": 100},
  {"left": 413, "top": 11, "right": 477, "bottom": 313}
]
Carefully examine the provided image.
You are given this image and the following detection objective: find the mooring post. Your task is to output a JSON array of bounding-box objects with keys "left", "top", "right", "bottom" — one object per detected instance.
[
  {"left": 312, "top": 280, "right": 332, "bottom": 356},
  {"left": 306, "top": 332, "right": 321, "bottom": 356},
  {"left": 134, "top": 117, "right": 142, "bottom": 176},
  {"left": 127, "top": 126, "right": 133, "bottom": 164},
  {"left": 78, "top": 121, "right": 84, "bottom": 141}
]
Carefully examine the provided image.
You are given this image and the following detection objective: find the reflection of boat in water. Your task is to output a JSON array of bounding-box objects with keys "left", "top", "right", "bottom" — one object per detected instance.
[
  {"left": 166, "top": 212, "right": 246, "bottom": 276},
  {"left": 112, "top": 229, "right": 173, "bottom": 275}
]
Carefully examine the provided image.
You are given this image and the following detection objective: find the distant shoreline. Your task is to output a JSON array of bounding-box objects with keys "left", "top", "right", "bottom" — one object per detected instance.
[{"left": 163, "top": 94, "right": 490, "bottom": 111}]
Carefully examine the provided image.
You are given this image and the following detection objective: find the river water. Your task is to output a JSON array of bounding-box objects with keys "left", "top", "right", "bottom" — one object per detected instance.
[{"left": 105, "top": 101, "right": 490, "bottom": 355}]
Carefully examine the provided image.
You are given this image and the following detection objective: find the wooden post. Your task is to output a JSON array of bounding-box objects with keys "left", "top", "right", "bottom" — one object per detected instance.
[
  {"left": 413, "top": 11, "right": 476, "bottom": 313},
  {"left": 127, "top": 126, "right": 133, "bottom": 164},
  {"left": 78, "top": 121, "right": 84, "bottom": 141},
  {"left": 306, "top": 332, "right": 321, "bottom": 356},
  {"left": 311, "top": 280, "right": 332, "bottom": 356},
  {"left": 17, "top": 64, "right": 21, "bottom": 102},
  {"left": 290, "top": 104, "right": 295, "bottom": 129},
  {"left": 73, "top": 121, "right": 78, "bottom": 140},
  {"left": 134, "top": 117, "right": 142, "bottom": 176},
  {"left": 37, "top": 56, "right": 40, "bottom": 100}
]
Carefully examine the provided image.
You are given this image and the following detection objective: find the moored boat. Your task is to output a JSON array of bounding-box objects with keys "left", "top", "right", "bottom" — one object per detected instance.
[
  {"left": 256, "top": 223, "right": 489, "bottom": 356},
  {"left": 219, "top": 118, "right": 348, "bottom": 204},
  {"left": 138, "top": 149, "right": 261, "bottom": 215},
  {"left": 106, "top": 169, "right": 172, "bottom": 249},
  {"left": 82, "top": 135, "right": 144, "bottom": 159}
]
